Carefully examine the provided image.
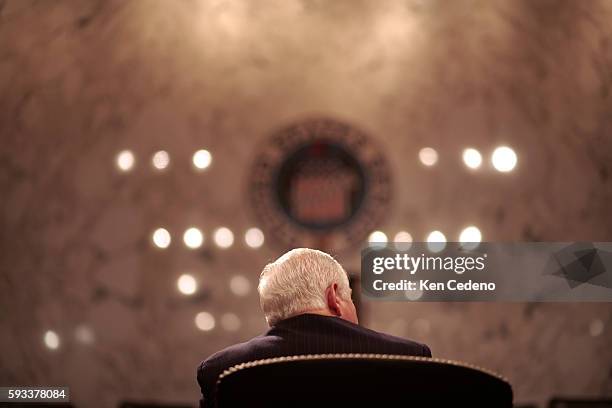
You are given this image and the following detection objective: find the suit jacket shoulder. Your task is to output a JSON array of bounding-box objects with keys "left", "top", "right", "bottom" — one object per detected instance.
[{"left": 320, "top": 315, "right": 431, "bottom": 357}]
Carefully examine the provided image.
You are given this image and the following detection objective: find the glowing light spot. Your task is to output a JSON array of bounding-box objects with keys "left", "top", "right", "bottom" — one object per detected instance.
[
  {"left": 74, "top": 325, "right": 94, "bottom": 344},
  {"left": 193, "top": 149, "right": 212, "bottom": 171},
  {"left": 214, "top": 227, "right": 234, "bottom": 248},
  {"left": 195, "top": 312, "right": 215, "bottom": 331},
  {"left": 44, "top": 330, "right": 60, "bottom": 350},
  {"left": 462, "top": 148, "right": 482, "bottom": 169},
  {"left": 405, "top": 288, "right": 423, "bottom": 301},
  {"left": 177, "top": 274, "right": 198, "bottom": 295},
  {"left": 492, "top": 146, "right": 517, "bottom": 172},
  {"left": 221, "top": 313, "right": 241, "bottom": 332},
  {"left": 152, "top": 228, "right": 171, "bottom": 249},
  {"left": 244, "top": 228, "right": 265, "bottom": 249},
  {"left": 116, "top": 150, "right": 135, "bottom": 172},
  {"left": 459, "top": 226, "right": 482, "bottom": 250},
  {"left": 229, "top": 275, "right": 250, "bottom": 296},
  {"left": 152, "top": 150, "right": 170, "bottom": 170},
  {"left": 394, "top": 231, "right": 413, "bottom": 251},
  {"left": 368, "top": 231, "right": 388, "bottom": 243},
  {"left": 426, "top": 230, "right": 446, "bottom": 252},
  {"left": 183, "top": 227, "right": 204, "bottom": 249},
  {"left": 419, "top": 147, "right": 438, "bottom": 166}
]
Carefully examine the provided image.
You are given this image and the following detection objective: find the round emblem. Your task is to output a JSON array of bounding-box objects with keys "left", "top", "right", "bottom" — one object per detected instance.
[{"left": 249, "top": 118, "right": 392, "bottom": 252}]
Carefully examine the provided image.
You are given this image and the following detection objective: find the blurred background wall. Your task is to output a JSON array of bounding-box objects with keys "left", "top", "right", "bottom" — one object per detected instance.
[{"left": 1, "top": 0, "right": 612, "bottom": 407}]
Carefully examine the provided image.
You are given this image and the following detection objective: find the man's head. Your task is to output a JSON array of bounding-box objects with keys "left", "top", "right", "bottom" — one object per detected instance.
[{"left": 257, "top": 248, "right": 358, "bottom": 326}]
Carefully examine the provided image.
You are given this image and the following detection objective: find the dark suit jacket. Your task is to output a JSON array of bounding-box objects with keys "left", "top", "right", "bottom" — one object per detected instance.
[{"left": 196, "top": 313, "right": 431, "bottom": 408}]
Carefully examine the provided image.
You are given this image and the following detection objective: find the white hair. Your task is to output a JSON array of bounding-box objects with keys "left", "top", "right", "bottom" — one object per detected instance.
[{"left": 258, "top": 248, "right": 351, "bottom": 326}]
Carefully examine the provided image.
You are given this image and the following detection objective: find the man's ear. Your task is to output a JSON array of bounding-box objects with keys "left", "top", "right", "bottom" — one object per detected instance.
[{"left": 325, "top": 283, "right": 342, "bottom": 317}]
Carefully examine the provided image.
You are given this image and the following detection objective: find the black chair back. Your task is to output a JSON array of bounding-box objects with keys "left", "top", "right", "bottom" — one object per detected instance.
[
  {"left": 215, "top": 353, "right": 513, "bottom": 407},
  {"left": 549, "top": 398, "right": 612, "bottom": 408}
]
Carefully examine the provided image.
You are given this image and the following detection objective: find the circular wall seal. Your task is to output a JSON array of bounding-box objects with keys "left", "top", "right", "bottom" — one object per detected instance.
[{"left": 249, "top": 118, "right": 392, "bottom": 253}]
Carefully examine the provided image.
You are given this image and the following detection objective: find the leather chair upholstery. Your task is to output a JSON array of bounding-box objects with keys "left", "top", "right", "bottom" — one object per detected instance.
[{"left": 215, "top": 353, "right": 513, "bottom": 407}]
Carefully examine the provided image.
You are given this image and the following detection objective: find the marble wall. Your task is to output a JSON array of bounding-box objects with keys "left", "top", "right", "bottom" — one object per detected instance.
[{"left": 1, "top": 0, "right": 611, "bottom": 407}]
